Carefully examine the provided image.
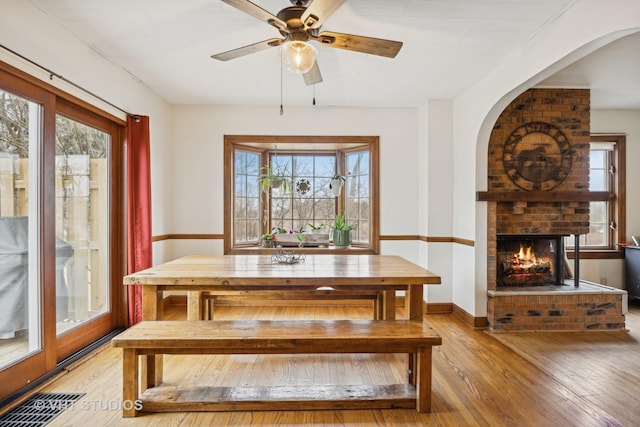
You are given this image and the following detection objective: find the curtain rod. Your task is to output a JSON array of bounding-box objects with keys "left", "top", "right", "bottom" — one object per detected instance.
[{"left": 1, "top": 43, "right": 139, "bottom": 121}]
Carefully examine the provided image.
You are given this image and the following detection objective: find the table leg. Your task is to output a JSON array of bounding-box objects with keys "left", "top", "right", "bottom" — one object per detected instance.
[{"left": 141, "top": 285, "right": 164, "bottom": 388}]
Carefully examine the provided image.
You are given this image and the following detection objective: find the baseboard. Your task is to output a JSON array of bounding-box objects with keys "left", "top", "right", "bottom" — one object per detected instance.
[
  {"left": 425, "top": 302, "right": 453, "bottom": 314},
  {"left": 452, "top": 304, "right": 488, "bottom": 329}
]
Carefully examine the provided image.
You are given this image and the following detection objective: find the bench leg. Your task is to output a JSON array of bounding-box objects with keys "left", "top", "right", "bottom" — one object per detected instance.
[
  {"left": 372, "top": 295, "right": 381, "bottom": 320},
  {"left": 187, "top": 291, "right": 203, "bottom": 321},
  {"left": 206, "top": 296, "right": 215, "bottom": 320},
  {"left": 140, "top": 354, "right": 163, "bottom": 391},
  {"left": 382, "top": 291, "right": 396, "bottom": 320},
  {"left": 415, "top": 346, "right": 433, "bottom": 413},
  {"left": 407, "top": 352, "right": 416, "bottom": 385},
  {"left": 122, "top": 349, "right": 139, "bottom": 417}
]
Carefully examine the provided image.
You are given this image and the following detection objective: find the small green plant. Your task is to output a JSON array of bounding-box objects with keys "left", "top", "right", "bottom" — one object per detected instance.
[
  {"left": 294, "top": 232, "right": 306, "bottom": 247},
  {"left": 333, "top": 213, "right": 354, "bottom": 231},
  {"left": 261, "top": 232, "right": 276, "bottom": 248}
]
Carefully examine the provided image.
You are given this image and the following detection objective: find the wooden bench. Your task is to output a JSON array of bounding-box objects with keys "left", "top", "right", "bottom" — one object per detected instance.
[
  {"left": 195, "top": 289, "right": 387, "bottom": 320},
  {"left": 111, "top": 319, "right": 442, "bottom": 417}
]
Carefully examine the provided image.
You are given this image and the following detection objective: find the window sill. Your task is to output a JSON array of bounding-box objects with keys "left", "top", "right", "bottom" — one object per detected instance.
[
  {"left": 227, "top": 245, "right": 378, "bottom": 255},
  {"left": 566, "top": 250, "right": 624, "bottom": 260}
]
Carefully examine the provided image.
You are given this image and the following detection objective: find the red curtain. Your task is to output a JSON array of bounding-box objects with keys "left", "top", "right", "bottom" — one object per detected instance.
[{"left": 126, "top": 115, "right": 152, "bottom": 325}]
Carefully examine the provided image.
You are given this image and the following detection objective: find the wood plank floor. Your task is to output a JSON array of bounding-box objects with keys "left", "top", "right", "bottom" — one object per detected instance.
[{"left": 7, "top": 300, "right": 640, "bottom": 426}]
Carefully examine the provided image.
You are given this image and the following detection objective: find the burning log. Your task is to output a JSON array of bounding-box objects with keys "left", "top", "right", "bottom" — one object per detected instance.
[{"left": 501, "top": 260, "right": 551, "bottom": 276}]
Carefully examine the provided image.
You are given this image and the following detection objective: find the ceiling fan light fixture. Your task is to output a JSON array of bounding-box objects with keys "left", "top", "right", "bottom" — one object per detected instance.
[{"left": 281, "top": 40, "right": 317, "bottom": 74}]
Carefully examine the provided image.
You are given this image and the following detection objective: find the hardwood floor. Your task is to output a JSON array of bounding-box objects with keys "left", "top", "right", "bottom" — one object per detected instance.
[{"left": 5, "top": 300, "right": 640, "bottom": 426}]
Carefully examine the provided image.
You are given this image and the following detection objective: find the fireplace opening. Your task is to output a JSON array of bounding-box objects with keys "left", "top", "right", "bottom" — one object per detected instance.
[{"left": 496, "top": 234, "right": 566, "bottom": 287}]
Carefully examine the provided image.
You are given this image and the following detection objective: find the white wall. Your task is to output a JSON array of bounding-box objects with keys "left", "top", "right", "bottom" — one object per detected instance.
[
  {"left": 0, "top": 0, "right": 173, "bottom": 265},
  {"left": 168, "top": 104, "right": 442, "bottom": 264},
  {"left": 425, "top": 100, "right": 454, "bottom": 304}
]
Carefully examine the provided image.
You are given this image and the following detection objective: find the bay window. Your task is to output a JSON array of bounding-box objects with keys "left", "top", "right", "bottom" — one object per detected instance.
[{"left": 224, "top": 135, "right": 379, "bottom": 253}]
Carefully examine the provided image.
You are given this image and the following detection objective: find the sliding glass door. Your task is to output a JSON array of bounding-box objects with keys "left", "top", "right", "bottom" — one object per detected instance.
[{"left": 0, "top": 63, "right": 125, "bottom": 402}]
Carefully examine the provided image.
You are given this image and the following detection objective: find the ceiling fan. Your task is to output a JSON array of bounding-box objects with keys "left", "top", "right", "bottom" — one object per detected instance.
[{"left": 211, "top": 0, "right": 403, "bottom": 85}]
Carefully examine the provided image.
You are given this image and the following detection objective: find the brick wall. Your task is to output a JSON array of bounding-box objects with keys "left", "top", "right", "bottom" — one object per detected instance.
[{"left": 488, "top": 89, "right": 591, "bottom": 190}]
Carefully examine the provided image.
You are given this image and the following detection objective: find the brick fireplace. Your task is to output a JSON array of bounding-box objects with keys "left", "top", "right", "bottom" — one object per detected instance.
[{"left": 478, "top": 88, "right": 626, "bottom": 331}]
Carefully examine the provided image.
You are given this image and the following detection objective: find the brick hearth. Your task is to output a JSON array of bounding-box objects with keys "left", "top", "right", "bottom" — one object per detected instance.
[{"left": 488, "top": 282, "right": 627, "bottom": 332}]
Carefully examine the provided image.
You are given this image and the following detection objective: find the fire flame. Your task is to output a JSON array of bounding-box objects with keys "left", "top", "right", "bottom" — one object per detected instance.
[
  {"left": 517, "top": 245, "right": 536, "bottom": 262},
  {"left": 513, "top": 244, "right": 539, "bottom": 267}
]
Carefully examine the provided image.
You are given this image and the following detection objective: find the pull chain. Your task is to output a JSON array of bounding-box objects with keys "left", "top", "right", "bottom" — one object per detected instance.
[{"left": 280, "top": 49, "right": 284, "bottom": 116}]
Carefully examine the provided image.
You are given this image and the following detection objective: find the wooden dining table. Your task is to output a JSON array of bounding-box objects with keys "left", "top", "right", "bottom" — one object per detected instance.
[{"left": 123, "top": 254, "right": 441, "bottom": 388}]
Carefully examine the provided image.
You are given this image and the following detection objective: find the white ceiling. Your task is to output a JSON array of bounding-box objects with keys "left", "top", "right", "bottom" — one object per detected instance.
[{"left": 28, "top": 0, "right": 640, "bottom": 109}]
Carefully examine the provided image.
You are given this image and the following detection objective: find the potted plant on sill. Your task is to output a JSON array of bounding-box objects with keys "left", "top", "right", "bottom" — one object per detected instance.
[
  {"left": 261, "top": 233, "right": 276, "bottom": 248},
  {"left": 332, "top": 213, "right": 354, "bottom": 248}
]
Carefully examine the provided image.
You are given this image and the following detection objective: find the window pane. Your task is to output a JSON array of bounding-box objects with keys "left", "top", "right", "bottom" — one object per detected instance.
[
  {"left": 55, "top": 115, "right": 110, "bottom": 335},
  {"left": 234, "top": 150, "right": 260, "bottom": 244},
  {"left": 590, "top": 170, "right": 606, "bottom": 191},
  {"left": 247, "top": 197, "right": 260, "bottom": 220},
  {"left": 235, "top": 175, "right": 246, "bottom": 197},
  {"left": 0, "top": 89, "right": 42, "bottom": 368},
  {"left": 315, "top": 156, "right": 334, "bottom": 177},
  {"left": 345, "top": 151, "right": 370, "bottom": 244},
  {"left": 590, "top": 150, "right": 604, "bottom": 168},
  {"left": 235, "top": 220, "right": 247, "bottom": 242},
  {"left": 234, "top": 197, "right": 246, "bottom": 217},
  {"left": 589, "top": 149, "right": 608, "bottom": 192},
  {"left": 589, "top": 201, "right": 607, "bottom": 224},
  {"left": 585, "top": 223, "right": 607, "bottom": 246}
]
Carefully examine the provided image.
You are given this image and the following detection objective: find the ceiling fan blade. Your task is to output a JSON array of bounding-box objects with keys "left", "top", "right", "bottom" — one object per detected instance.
[
  {"left": 221, "top": 0, "right": 288, "bottom": 31},
  {"left": 303, "top": 61, "right": 323, "bottom": 86},
  {"left": 211, "top": 38, "right": 283, "bottom": 61},
  {"left": 314, "top": 31, "right": 403, "bottom": 58},
  {"left": 301, "top": 0, "right": 346, "bottom": 29}
]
